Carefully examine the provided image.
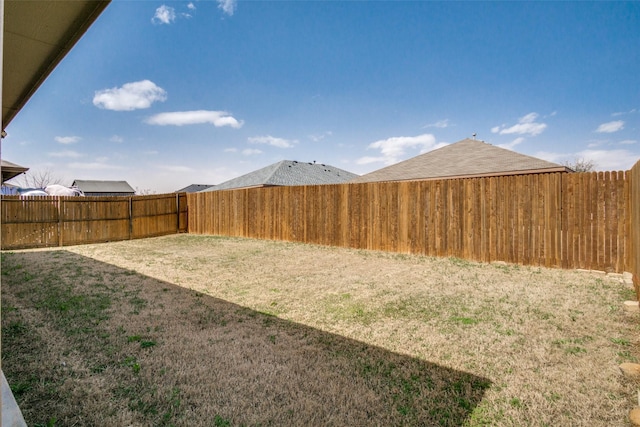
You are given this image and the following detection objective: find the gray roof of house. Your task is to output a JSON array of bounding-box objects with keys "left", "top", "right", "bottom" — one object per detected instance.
[
  {"left": 1, "top": 159, "right": 29, "bottom": 183},
  {"left": 350, "top": 138, "right": 569, "bottom": 184},
  {"left": 1, "top": 159, "right": 27, "bottom": 169},
  {"left": 176, "top": 184, "right": 215, "bottom": 193},
  {"left": 202, "top": 160, "right": 359, "bottom": 192},
  {"left": 72, "top": 180, "right": 135, "bottom": 193}
]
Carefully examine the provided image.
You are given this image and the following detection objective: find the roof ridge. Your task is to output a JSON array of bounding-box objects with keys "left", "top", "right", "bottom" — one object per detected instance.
[
  {"left": 203, "top": 159, "right": 358, "bottom": 191},
  {"left": 263, "top": 160, "right": 290, "bottom": 184},
  {"left": 350, "top": 138, "right": 566, "bottom": 184}
]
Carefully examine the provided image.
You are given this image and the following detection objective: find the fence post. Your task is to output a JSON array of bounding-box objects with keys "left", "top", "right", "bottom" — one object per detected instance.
[
  {"left": 58, "top": 197, "right": 63, "bottom": 247},
  {"left": 176, "top": 193, "right": 180, "bottom": 232},
  {"left": 129, "top": 196, "right": 133, "bottom": 240}
]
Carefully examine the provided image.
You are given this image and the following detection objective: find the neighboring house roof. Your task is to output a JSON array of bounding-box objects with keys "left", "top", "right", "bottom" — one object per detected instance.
[
  {"left": 1, "top": 159, "right": 29, "bottom": 183},
  {"left": 72, "top": 180, "right": 135, "bottom": 195},
  {"left": 350, "top": 138, "right": 570, "bottom": 184},
  {"left": 202, "top": 160, "right": 359, "bottom": 192},
  {"left": 3, "top": 1, "right": 111, "bottom": 127},
  {"left": 176, "top": 184, "right": 215, "bottom": 193}
]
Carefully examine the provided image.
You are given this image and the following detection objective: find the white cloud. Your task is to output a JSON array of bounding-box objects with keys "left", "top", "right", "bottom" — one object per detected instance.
[
  {"left": 110, "top": 135, "right": 124, "bottom": 143},
  {"left": 356, "top": 156, "right": 386, "bottom": 165},
  {"left": 68, "top": 162, "right": 122, "bottom": 170},
  {"left": 492, "top": 112, "right": 547, "bottom": 136},
  {"left": 242, "top": 148, "right": 262, "bottom": 156},
  {"left": 533, "top": 151, "right": 566, "bottom": 164},
  {"left": 152, "top": 5, "right": 176, "bottom": 24},
  {"left": 535, "top": 148, "right": 640, "bottom": 171},
  {"left": 358, "top": 133, "right": 444, "bottom": 165},
  {"left": 496, "top": 137, "right": 525, "bottom": 150},
  {"left": 521, "top": 112, "right": 539, "bottom": 123},
  {"left": 55, "top": 136, "right": 81, "bottom": 144},
  {"left": 612, "top": 109, "right": 637, "bottom": 117},
  {"left": 159, "top": 165, "right": 194, "bottom": 173},
  {"left": 309, "top": 131, "right": 333, "bottom": 142},
  {"left": 575, "top": 149, "right": 637, "bottom": 170},
  {"left": 248, "top": 135, "right": 296, "bottom": 148},
  {"left": 217, "top": 0, "right": 237, "bottom": 16},
  {"left": 187, "top": 3, "right": 196, "bottom": 11},
  {"left": 423, "top": 119, "right": 450, "bottom": 129},
  {"left": 587, "top": 139, "right": 607, "bottom": 148},
  {"left": 224, "top": 148, "right": 238, "bottom": 153},
  {"left": 145, "top": 110, "right": 243, "bottom": 128},
  {"left": 93, "top": 80, "right": 167, "bottom": 111},
  {"left": 595, "top": 120, "right": 624, "bottom": 133},
  {"left": 585, "top": 138, "right": 637, "bottom": 148},
  {"left": 48, "top": 150, "right": 83, "bottom": 158}
]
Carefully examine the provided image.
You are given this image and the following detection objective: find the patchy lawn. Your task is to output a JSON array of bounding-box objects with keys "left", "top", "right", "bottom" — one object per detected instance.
[{"left": 1, "top": 234, "right": 638, "bottom": 426}]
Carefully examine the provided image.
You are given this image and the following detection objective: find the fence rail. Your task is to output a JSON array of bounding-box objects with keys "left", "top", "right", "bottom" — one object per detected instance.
[
  {"left": 188, "top": 171, "right": 631, "bottom": 274},
  {"left": 1, "top": 193, "right": 187, "bottom": 250}
]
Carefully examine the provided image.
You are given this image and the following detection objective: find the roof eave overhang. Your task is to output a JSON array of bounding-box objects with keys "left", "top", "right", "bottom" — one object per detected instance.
[
  {"left": 2, "top": 0, "right": 111, "bottom": 127},
  {"left": 1, "top": 166, "right": 27, "bottom": 182}
]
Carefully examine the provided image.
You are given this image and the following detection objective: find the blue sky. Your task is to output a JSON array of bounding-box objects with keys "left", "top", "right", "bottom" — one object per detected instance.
[{"left": 3, "top": 0, "right": 639, "bottom": 193}]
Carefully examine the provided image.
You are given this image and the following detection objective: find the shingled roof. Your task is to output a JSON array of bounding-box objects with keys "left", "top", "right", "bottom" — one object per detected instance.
[
  {"left": 175, "top": 184, "right": 215, "bottom": 193},
  {"left": 72, "top": 180, "right": 135, "bottom": 196},
  {"left": 1, "top": 159, "right": 28, "bottom": 183},
  {"left": 202, "top": 160, "right": 359, "bottom": 192},
  {"left": 350, "top": 138, "right": 569, "bottom": 184}
]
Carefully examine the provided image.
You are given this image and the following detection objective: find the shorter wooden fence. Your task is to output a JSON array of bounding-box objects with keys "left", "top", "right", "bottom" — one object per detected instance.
[{"left": 1, "top": 193, "right": 187, "bottom": 250}]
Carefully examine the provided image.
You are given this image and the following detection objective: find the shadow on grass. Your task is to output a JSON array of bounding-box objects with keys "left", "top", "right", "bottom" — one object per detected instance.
[{"left": 2, "top": 250, "right": 491, "bottom": 426}]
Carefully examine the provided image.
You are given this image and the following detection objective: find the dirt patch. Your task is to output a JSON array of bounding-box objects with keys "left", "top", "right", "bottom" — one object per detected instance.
[{"left": 2, "top": 234, "right": 638, "bottom": 426}]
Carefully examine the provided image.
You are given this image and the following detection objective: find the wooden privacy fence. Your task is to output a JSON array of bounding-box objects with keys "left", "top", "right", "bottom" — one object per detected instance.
[
  {"left": 631, "top": 160, "right": 640, "bottom": 297},
  {"left": 1, "top": 193, "right": 188, "bottom": 250},
  {"left": 1, "top": 167, "right": 638, "bottom": 297},
  {"left": 188, "top": 170, "right": 632, "bottom": 274}
]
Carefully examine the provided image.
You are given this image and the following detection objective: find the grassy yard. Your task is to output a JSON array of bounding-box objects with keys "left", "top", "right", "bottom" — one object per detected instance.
[{"left": 1, "top": 234, "right": 638, "bottom": 426}]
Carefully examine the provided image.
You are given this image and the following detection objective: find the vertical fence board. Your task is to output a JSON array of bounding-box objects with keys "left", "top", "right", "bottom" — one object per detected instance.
[
  {"left": 617, "top": 172, "right": 629, "bottom": 273},
  {"left": 630, "top": 162, "right": 640, "bottom": 298},
  {"left": 596, "top": 172, "right": 606, "bottom": 270},
  {"left": 577, "top": 173, "right": 587, "bottom": 268},
  {"left": 589, "top": 172, "right": 598, "bottom": 269},
  {"left": 608, "top": 172, "right": 618, "bottom": 272}
]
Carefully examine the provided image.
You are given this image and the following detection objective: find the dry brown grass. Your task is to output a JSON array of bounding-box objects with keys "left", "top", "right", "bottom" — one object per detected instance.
[{"left": 2, "top": 234, "right": 638, "bottom": 426}]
